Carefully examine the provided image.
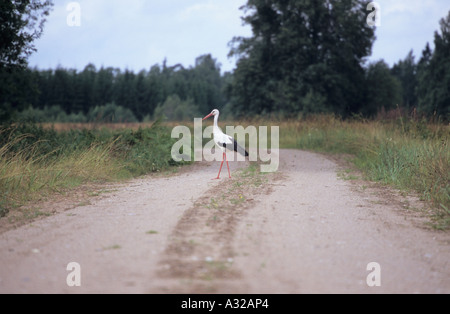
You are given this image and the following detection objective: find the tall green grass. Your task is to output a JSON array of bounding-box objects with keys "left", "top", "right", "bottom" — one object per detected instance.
[
  {"left": 278, "top": 115, "right": 449, "bottom": 230},
  {"left": 0, "top": 122, "right": 184, "bottom": 218}
]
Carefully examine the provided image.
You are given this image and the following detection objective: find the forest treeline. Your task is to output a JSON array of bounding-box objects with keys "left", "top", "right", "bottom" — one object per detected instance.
[
  {"left": 1, "top": 1, "right": 449, "bottom": 122},
  {"left": 0, "top": 54, "right": 227, "bottom": 122}
]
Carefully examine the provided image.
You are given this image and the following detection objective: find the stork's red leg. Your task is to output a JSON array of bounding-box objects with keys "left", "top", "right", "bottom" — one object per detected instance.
[
  {"left": 214, "top": 152, "right": 225, "bottom": 179},
  {"left": 225, "top": 153, "right": 231, "bottom": 178}
]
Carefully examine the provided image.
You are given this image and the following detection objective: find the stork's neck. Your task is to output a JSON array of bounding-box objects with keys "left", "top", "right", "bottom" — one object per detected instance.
[{"left": 213, "top": 113, "right": 219, "bottom": 129}]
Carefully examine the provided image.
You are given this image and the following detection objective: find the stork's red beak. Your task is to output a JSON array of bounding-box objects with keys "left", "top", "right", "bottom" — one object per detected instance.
[{"left": 202, "top": 113, "right": 213, "bottom": 120}]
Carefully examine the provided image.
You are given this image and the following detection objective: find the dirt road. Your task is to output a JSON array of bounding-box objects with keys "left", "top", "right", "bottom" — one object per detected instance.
[{"left": 0, "top": 149, "right": 449, "bottom": 293}]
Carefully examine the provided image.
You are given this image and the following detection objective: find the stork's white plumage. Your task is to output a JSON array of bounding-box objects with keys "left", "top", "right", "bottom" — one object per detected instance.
[{"left": 202, "top": 109, "right": 248, "bottom": 179}]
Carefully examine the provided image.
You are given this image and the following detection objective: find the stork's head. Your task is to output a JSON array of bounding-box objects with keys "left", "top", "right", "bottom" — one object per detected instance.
[{"left": 202, "top": 109, "right": 219, "bottom": 120}]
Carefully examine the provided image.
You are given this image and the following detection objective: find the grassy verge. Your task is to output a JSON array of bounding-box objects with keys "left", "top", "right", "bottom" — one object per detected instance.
[
  {"left": 0, "top": 121, "right": 187, "bottom": 219},
  {"left": 276, "top": 115, "right": 449, "bottom": 230}
]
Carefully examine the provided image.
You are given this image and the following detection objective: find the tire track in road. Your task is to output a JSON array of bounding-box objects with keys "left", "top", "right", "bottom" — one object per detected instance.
[{"left": 153, "top": 162, "right": 283, "bottom": 293}]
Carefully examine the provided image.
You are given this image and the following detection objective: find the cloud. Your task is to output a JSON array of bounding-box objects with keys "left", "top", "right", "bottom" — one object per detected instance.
[
  {"left": 378, "top": 0, "right": 448, "bottom": 19},
  {"left": 177, "top": 2, "right": 216, "bottom": 21},
  {"left": 369, "top": 0, "right": 449, "bottom": 65},
  {"left": 28, "top": 0, "right": 251, "bottom": 72},
  {"left": 380, "top": 0, "right": 433, "bottom": 15}
]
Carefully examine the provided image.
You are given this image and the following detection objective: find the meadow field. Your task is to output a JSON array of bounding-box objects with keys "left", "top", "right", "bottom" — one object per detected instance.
[{"left": 0, "top": 116, "right": 448, "bottom": 229}]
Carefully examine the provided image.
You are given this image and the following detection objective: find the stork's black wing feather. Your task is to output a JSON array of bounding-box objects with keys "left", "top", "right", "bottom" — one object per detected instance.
[
  {"left": 223, "top": 139, "right": 248, "bottom": 157},
  {"left": 218, "top": 135, "right": 248, "bottom": 157}
]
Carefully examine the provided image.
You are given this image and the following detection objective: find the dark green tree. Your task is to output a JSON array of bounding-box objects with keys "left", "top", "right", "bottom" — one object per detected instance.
[
  {"left": 0, "top": 67, "right": 38, "bottom": 121},
  {"left": 0, "top": 0, "right": 53, "bottom": 122},
  {"left": 134, "top": 70, "right": 149, "bottom": 121},
  {"left": 191, "top": 54, "right": 224, "bottom": 113},
  {"left": 77, "top": 64, "right": 97, "bottom": 113},
  {"left": 416, "top": 11, "right": 450, "bottom": 119},
  {"left": 95, "top": 67, "right": 115, "bottom": 107},
  {"left": 364, "top": 60, "right": 402, "bottom": 117},
  {"left": 146, "top": 64, "right": 165, "bottom": 117},
  {"left": 228, "top": 0, "right": 376, "bottom": 117},
  {"left": 391, "top": 50, "right": 418, "bottom": 110},
  {"left": 114, "top": 69, "right": 137, "bottom": 114},
  {"left": 0, "top": 0, "right": 53, "bottom": 69},
  {"left": 51, "top": 67, "right": 75, "bottom": 110}
]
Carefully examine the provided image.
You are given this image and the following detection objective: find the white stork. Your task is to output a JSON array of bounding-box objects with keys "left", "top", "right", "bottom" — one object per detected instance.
[{"left": 202, "top": 109, "right": 249, "bottom": 179}]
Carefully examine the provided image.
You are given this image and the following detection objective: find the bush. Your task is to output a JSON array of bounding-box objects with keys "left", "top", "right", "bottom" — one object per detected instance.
[
  {"left": 87, "top": 103, "right": 138, "bottom": 123},
  {"left": 17, "top": 105, "right": 83, "bottom": 123},
  {"left": 153, "top": 95, "right": 200, "bottom": 121},
  {"left": 16, "top": 103, "right": 139, "bottom": 123}
]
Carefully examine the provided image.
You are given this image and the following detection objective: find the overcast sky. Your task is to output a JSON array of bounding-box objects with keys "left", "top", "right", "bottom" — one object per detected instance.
[{"left": 28, "top": 0, "right": 450, "bottom": 73}]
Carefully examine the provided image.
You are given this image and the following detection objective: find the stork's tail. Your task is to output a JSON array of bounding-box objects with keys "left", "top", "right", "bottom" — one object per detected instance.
[{"left": 232, "top": 139, "right": 249, "bottom": 157}]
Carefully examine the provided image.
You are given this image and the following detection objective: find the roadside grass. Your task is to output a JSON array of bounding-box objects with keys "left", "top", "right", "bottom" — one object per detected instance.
[
  {"left": 275, "top": 115, "right": 449, "bottom": 230},
  {"left": 0, "top": 121, "right": 187, "bottom": 220}
]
